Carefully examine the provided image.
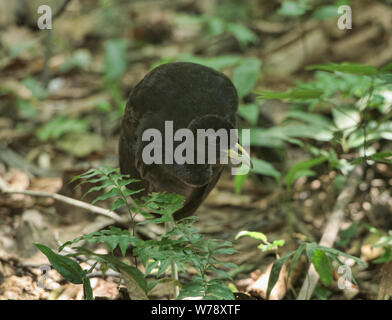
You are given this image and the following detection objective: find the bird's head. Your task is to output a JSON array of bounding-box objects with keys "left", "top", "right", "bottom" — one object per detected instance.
[{"left": 161, "top": 114, "right": 252, "bottom": 187}]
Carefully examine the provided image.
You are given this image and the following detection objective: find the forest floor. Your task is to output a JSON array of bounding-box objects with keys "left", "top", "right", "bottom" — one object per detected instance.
[{"left": 0, "top": 0, "right": 391, "bottom": 300}]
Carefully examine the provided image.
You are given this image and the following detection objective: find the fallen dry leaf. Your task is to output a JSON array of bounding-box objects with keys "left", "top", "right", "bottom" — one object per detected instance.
[
  {"left": 30, "top": 176, "right": 62, "bottom": 194},
  {"left": 360, "top": 233, "right": 385, "bottom": 261}
]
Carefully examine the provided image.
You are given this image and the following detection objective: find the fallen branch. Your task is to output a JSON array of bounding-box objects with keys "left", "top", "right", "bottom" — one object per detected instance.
[
  {"left": 297, "top": 165, "right": 364, "bottom": 300},
  {"left": 0, "top": 176, "right": 128, "bottom": 224}
]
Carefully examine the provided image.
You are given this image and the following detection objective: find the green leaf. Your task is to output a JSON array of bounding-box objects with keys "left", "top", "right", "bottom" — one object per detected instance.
[
  {"left": 179, "top": 53, "right": 242, "bottom": 70},
  {"left": 118, "top": 178, "right": 140, "bottom": 187},
  {"left": 251, "top": 158, "right": 281, "bottom": 180},
  {"left": 81, "top": 181, "right": 114, "bottom": 198},
  {"left": 85, "top": 175, "right": 109, "bottom": 184},
  {"left": 307, "top": 63, "right": 379, "bottom": 76},
  {"left": 380, "top": 61, "right": 392, "bottom": 73},
  {"left": 226, "top": 23, "right": 258, "bottom": 48},
  {"left": 312, "top": 6, "right": 339, "bottom": 20},
  {"left": 288, "top": 244, "right": 306, "bottom": 278},
  {"left": 17, "top": 99, "right": 36, "bottom": 118},
  {"left": 249, "top": 127, "right": 286, "bottom": 148},
  {"left": 35, "top": 244, "right": 84, "bottom": 284},
  {"left": 250, "top": 125, "right": 333, "bottom": 149},
  {"left": 74, "top": 247, "right": 149, "bottom": 299},
  {"left": 272, "top": 240, "right": 285, "bottom": 247},
  {"left": 257, "top": 88, "right": 323, "bottom": 101},
  {"left": 214, "top": 247, "right": 237, "bottom": 255},
  {"left": 56, "top": 132, "right": 103, "bottom": 158},
  {"left": 59, "top": 49, "right": 91, "bottom": 73},
  {"left": 278, "top": 1, "right": 307, "bottom": 17},
  {"left": 334, "top": 174, "right": 346, "bottom": 191},
  {"left": 305, "top": 242, "right": 318, "bottom": 261},
  {"left": 157, "top": 259, "right": 171, "bottom": 277},
  {"left": 312, "top": 249, "right": 333, "bottom": 286},
  {"left": 147, "top": 277, "right": 179, "bottom": 293},
  {"left": 236, "top": 230, "right": 268, "bottom": 242},
  {"left": 292, "top": 169, "right": 316, "bottom": 182},
  {"left": 207, "top": 17, "right": 225, "bottom": 36},
  {"left": 314, "top": 284, "right": 332, "bottom": 300},
  {"left": 59, "top": 227, "right": 140, "bottom": 257},
  {"left": 83, "top": 276, "right": 94, "bottom": 300},
  {"left": 336, "top": 223, "right": 357, "bottom": 247},
  {"left": 286, "top": 110, "right": 334, "bottom": 129},
  {"left": 378, "top": 73, "right": 392, "bottom": 84},
  {"left": 237, "top": 103, "right": 259, "bottom": 125},
  {"left": 111, "top": 198, "right": 126, "bottom": 211},
  {"left": 22, "top": 78, "right": 48, "bottom": 99},
  {"left": 144, "top": 192, "right": 185, "bottom": 216},
  {"left": 266, "top": 251, "right": 294, "bottom": 300},
  {"left": 178, "top": 279, "right": 204, "bottom": 299},
  {"left": 120, "top": 266, "right": 149, "bottom": 300},
  {"left": 258, "top": 240, "right": 285, "bottom": 252},
  {"left": 211, "top": 268, "right": 233, "bottom": 281},
  {"left": 234, "top": 173, "right": 248, "bottom": 194},
  {"left": 314, "top": 245, "right": 366, "bottom": 267},
  {"left": 36, "top": 116, "right": 87, "bottom": 141},
  {"left": 349, "top": 122, "right": 392, "bottom": 149},
  {"left": 138, "top": 216, "right": 172, "bottom": 225},
  {"left": 232, "top": 58, "right": 261, "bottom": 99},
  {"left": 104, "top": 39, "right": 128, "bottom": 82},
  {"left": 123, "top": 188, "right": 144, "bottom": 197},
  {"left": 145, "top": 260, "right": 159, "bottom": 275},
  {"left": 373, "top": 248, "right": 392, "bottom": 264},
  {"left": 205, "top": 280, "right": 234, "bottom": 300},
  {"left": 280, "top": 124, "right": 334, "bottom": 142},
  {"left": 370, "top": 151, "right": 392, "bottom": 164},
  {"left": 91, "top": 188, "right": 122, "bottom": 204},
  {"left": 70, "top": 168, "right": 100, "bottom": 182},
  {"left": 285, "top": 156, "right": 328, "bottom": 188},
  {"left": 332, "top": 107, "right": 360, "bottom": 130}
]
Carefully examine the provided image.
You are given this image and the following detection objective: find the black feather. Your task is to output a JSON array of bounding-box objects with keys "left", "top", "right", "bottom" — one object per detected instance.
[{"left": 119, "top": 62, "right": 238, "bottom": 220}]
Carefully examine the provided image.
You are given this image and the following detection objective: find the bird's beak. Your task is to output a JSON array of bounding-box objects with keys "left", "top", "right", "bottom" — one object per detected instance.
[{"left": 227, "top": 143, "right": 253, "bottom": 169}]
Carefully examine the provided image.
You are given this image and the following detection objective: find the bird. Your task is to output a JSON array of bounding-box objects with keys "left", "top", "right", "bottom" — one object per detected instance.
[{"left": 119, "top": 62, "right": 250, "bottom": 220}]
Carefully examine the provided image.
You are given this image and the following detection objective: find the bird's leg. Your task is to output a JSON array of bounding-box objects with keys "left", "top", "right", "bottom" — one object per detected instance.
[{"left": 166, "top": 221, "right": 179, "bottom": 299}]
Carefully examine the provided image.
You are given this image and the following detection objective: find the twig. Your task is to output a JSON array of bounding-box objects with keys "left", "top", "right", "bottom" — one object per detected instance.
[
  {"left": 297, "top": 165, "right": 364, "bottom": 300},
  {"left": 0, "top": 176, "right": 128, "bottom": 224}
]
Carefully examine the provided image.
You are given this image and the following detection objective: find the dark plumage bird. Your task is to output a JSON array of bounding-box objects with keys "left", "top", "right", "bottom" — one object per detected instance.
[{"left": 119, "top": 62, "right": 248, "bottom": 220}]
